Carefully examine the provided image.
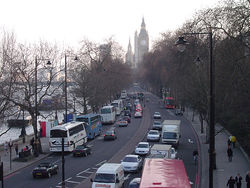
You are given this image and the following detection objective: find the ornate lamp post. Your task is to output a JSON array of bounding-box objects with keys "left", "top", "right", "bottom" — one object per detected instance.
[{"left": 175, "top": 29, "right": 215, "bottom": 188}]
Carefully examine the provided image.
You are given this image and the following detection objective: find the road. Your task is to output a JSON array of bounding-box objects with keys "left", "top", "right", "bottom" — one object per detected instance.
[{"left": 4, "top": 86, "right": 201, "bottom": 188}]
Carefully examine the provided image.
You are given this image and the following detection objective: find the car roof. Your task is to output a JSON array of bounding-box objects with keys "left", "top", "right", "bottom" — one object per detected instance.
[
  {"left": 138, "top": 142, "right": 149, "bottom": 145},
  {"left": 125, "top": 154, "right": 139, "bottom": 158},
  {"left": 149, "top": 130, "right": 159, "bottom": 133}
]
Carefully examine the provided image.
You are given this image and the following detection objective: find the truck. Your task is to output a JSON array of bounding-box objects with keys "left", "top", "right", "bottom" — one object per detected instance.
[
  {"left": 161, "top": 120, "right": 181, "bottom": 148},
  {"left": 149, "top": 144, "right": 177, "bottom": 159},
  {"left": 140, "top": 158, "right": 191, "bottom": 188}
]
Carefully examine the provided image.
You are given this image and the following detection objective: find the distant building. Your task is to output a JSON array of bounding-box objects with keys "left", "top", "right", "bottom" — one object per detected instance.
[{"left": 125, "top": 18, "right": 149, "bottom": 69}]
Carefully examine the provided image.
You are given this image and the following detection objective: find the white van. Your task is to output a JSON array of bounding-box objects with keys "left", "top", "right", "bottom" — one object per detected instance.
[
  {"left": 91, "top": 163, "right": 124, "bottom": 188},
  {"left": 161, "top": 120, "right": 181, "bottom": 148}
]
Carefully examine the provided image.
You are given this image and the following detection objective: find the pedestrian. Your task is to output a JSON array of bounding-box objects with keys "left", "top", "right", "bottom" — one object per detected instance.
[
  {"left": 246, "top": 171, "right": 250, "bottom": 188},
  {"left": 227, "top": 146, "right": 233, "bottom": 162},
  {"left": 228, "top": 137, "right": 232, "bottom": 147},
  {"left": 4, "top": 141, "right": 8, "bottom": 156},
  {"left": 14, "top": 142, "right": 19, "bottom": 157},
  {"left": 235, "top": 173, "right": 242, "bottom": 188},
  {"left": 227, "top": 176, "right": 235, "bottom": 188},
  {"left": 30, "top": 137, "right": 34, "bottom": 151},
  {"left": 231, "top": 136, "right": 236, "bottom": 148}
]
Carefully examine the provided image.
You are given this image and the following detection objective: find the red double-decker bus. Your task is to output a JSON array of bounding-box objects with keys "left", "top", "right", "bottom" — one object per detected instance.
[{"left": 165, "top": 97, "right": 175, "bottom": 109}]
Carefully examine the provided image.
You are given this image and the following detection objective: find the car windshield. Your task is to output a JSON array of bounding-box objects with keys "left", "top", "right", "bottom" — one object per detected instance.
[
  {"left": 138, "top": 144, "right": 148, "bottom": 148},
  {"left": 154, "top": 121, "right": 161, "bottom": 125},
  {"left": 154, "top": 112, "right": 160, "bottom": 115},
  {"left": 123, "top": 157, "right": 137, "bottom": 162},
  {"left": 149, "top": 131, "right": 158, "bottom": 135},
  {"left": 105, "top": 131, "right": 114, "bottom": 135},
  {"left": 163, "top": 132, "right": 177, "bottom": 139},
  {"left": 75, "top": 145, "right": 85, "bottom": 150},
  {"left": 94, "top": 173, "right": 115, "bottom": 183}
]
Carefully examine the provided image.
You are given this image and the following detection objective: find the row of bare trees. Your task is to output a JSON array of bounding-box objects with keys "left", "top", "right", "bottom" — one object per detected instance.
[
  {"left": 0, "top": 32, "right": 132, "bottom": 151},
  {"left": 138, "top": 0, "right": 249, "bottom": 154}
]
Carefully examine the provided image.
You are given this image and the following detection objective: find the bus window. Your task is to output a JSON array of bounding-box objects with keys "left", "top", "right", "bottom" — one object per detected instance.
[{"left": 50, "top": 130, "right": 67, "bottom": 138}]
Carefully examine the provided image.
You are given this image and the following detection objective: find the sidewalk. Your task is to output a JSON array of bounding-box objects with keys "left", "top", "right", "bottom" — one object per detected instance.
[
  {"left": 184, "top": 109, "right": 250, "bottom": 188},
  {"left": 0, "top": 137, "right": 50, "bottom": 177}
]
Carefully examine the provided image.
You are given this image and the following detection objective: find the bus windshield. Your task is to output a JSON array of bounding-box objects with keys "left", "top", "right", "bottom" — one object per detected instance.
[
  {"left": 101, "top": 108, "right": 111, "bottom": 114},
  {"left": 76, "top": 117, "right": 88, "bottom": 124},
  {"left": 50, "top": 130, "right": 67, "bottom": 138}
]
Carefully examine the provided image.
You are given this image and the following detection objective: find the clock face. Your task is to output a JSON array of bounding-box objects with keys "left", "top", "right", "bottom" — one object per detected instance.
[{"left": 140, "top": 40, "right": 146, "bottom": 46}]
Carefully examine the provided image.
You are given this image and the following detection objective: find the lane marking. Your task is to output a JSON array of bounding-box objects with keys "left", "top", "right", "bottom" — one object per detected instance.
[
  {"left": 76, "top": 175, "right": 88, "bottom": 179},
  {"left": 96, "top": 160, "right": 107, "bottom": 166}
]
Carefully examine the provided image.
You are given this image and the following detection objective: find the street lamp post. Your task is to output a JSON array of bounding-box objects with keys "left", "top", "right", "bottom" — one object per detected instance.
[
  {"left": 34, "top": 57, "right": 51, "bottom": 157},
  {"left": 175, "top": 29, "right": 215, "bottom": 188}
]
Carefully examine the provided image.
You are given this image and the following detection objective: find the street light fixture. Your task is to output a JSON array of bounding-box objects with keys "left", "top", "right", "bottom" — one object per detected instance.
[{"left": 175, "top": 29, "right": 215, "bottom": 188}]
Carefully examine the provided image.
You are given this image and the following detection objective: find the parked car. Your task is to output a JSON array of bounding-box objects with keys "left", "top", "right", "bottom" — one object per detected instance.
[
  {"left": 124, "top": 110, "right": 131, "bottom": 117},
  {"left": 134, "top": 111, "right": 142, "bottom": 118},
  {"left": 129, "top": 178, "right": 141, "bottom": 188},
  {"left": 147, "top": 130, "right": 160, "bottom": 141},
  {"left": 117, "top": 118, "right": 128, "bottom": 127},
  {"left": 135, "top": 142, "right": 150, "bottom": 155},
  {"left": 123, "top": 115, "right": 131, "bottom": 123},
  {"left": 32, "top": 162, "right": 58, "bottom": 178},
  {"left": 152, "top": 120, "right": 162, "bottom": 130},
  {"left": 72, "top": 145, "right": 92, "bottom": 157},
  {"left": 121, "top": 155, "right": 143, "bottom": 173},
  {"left": 104, "top": 129, "right": 117, "bottom": 140},
  {"left": 153, "top": 112, "right": 161, "bottom": 119}
]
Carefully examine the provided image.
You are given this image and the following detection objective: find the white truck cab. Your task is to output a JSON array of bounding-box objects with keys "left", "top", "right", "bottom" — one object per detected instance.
[{"left": 91, "top": 163, "right": 124, "bottom": 188}]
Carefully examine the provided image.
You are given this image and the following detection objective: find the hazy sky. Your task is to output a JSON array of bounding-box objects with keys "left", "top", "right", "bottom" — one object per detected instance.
[{"left": 0, "top": 0, "right": 221, "bottom": 51}]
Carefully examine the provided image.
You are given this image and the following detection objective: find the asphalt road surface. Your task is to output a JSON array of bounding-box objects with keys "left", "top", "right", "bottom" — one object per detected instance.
[{"left": 4, "top": 86, "right": 200, "bottom": 188}]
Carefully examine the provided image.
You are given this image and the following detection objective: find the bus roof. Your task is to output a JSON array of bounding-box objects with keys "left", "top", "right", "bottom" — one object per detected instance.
[
  {"left": 51, "top": 121, "right": 85, "bottom": 131},
  {"left": 101, "top": 105, "right": 114, "bottom": 109},
  {"left": 76, "top": 113, "right": 100, "bottom": 118},
  {"left": 140, "top": 159, "right": 191, "bottom": 188}
]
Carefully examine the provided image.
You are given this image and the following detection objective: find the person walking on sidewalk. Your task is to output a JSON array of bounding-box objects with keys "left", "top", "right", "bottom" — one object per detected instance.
[
  {"left": 235, "top": 173, "right": 242, "bottom": 188},
  {"left": 227, "top": 146, "right": 233, "bottom": 162},
  {"left": 14, "top": 142, "right": 19, "bottom": 157},
  {"left": 227, "top": 176, "right": 235, "bottom": 188},
  {"left": 231, "top": 136, "right": 236, "bottom": 148},
  {"left": 246, "top": 171, "right": 250, "bottom": 188}
]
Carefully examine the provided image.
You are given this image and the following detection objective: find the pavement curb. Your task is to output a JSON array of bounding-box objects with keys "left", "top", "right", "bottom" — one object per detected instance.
[{"left": 3, "top": 152, "right": 52, "bottom": 178}]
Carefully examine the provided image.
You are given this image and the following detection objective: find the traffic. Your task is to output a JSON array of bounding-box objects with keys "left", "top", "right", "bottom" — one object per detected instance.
[{"left": 3, "top": 86, "right": 200, "bottom": 188}]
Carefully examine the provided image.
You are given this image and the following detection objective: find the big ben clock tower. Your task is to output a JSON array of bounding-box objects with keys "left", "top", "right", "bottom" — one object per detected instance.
[{"left": 134, "top": 18, "right": 149, "bottom": 68}]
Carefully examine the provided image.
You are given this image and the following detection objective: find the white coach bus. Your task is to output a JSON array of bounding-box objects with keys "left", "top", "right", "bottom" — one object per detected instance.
[
  {"left": 49, "top": 121, "right": 87, "bottom": 152},
  {"left": 100, "top": 105, "right": 116, "bottom": 124}
]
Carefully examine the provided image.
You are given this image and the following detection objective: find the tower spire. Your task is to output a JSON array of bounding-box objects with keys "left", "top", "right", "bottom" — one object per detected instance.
[{"left": 141, "top": 17, "right": 146, "bottom": 28}]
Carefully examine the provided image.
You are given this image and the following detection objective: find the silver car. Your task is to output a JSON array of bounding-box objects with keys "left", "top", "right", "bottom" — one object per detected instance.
[{"left": 147, "top": 130, "right": 160, "bottom": 141}]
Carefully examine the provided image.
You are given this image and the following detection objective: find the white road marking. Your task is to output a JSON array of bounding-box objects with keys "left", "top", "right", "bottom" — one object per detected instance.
[
  {"left": 96, "top": 160, "right": 107, "bottom": 166},
  {"left": 76, "top": 175, "right": 88, "bottom": 179},
  {"left": 124, "top": 174, "right": 131, "bottom": 181}
]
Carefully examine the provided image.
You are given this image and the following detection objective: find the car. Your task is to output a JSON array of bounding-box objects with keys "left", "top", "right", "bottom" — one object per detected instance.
[
  {"left": 135, "top": 104, "right": 143, "bottom": 112},
  {"left": 152, "top": 120, "right": 162, "bottom": 130},
  {"left": 72, "top": 145, "right": 92, "bottom": 157},
  {"left": 104, "top": 129, "right": 117, "bottom": 140},
  {"left": 135, "top": 142, "right": 150, "bottom": 155},
  {"left": 123, "top": 115, "right": 131, "bottom": 123},
  {"left": 32, "top": 162, "right": 58, "bottom": 178},
  {"left": 147, "top": 130, "right": 160, "bottom": 141},
  {"left": 134, "top": 111, "right": 142, "bottom": 118},
  {"left": 134, "top": 99, "right": 140, "bottom": 106},
  {"left": 124, "top": 110, "right": 131, "bottom": 117},
  {"left": 117, "top": 118, "right": 128, "bottom": 127},
  {"left": 121, "top": 155, "right": 143, "bottom": 173},
  {"left": 153, "top": 112, "right": 161, "bottom": 119},
  {"left": 175, "top": 108, "right": 183, "bottom": 116},
  {"left": 129, "top": 178, "right": 141, "bottom": 188}
]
